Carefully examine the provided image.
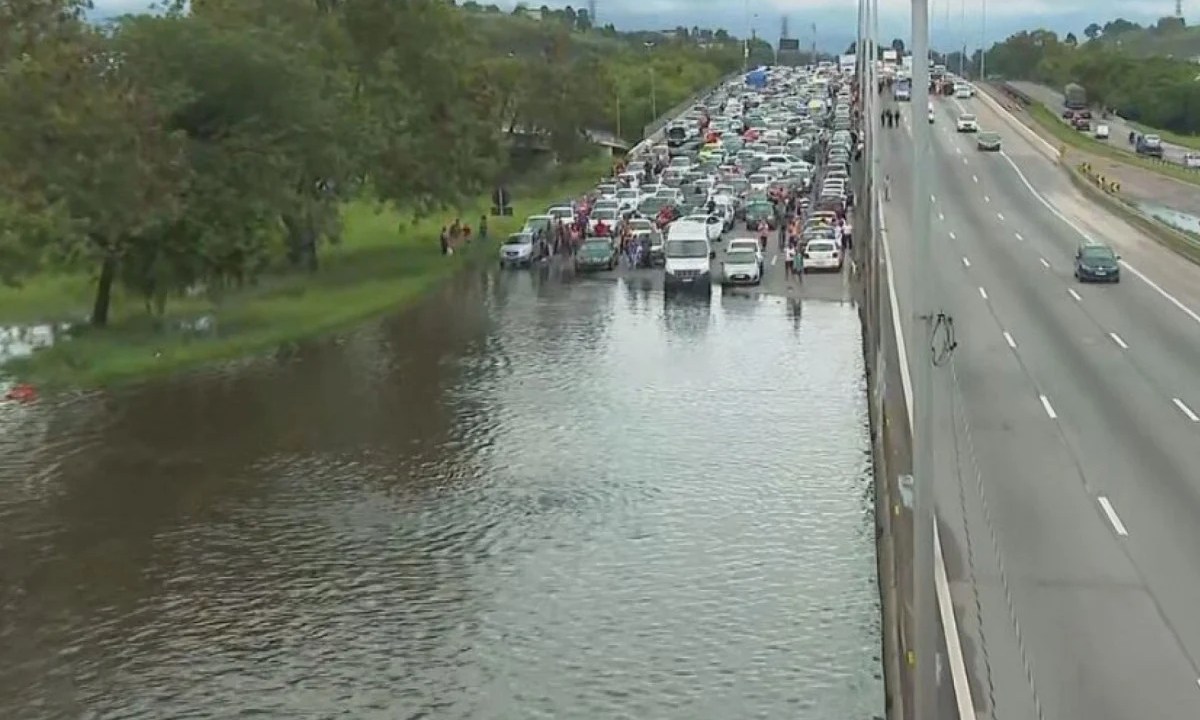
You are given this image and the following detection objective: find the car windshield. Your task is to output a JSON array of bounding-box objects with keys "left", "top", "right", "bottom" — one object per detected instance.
[
  {"left": 725, "top": 251, "right": 758, "bottom": 264},
  {"left": 959, "top": 114, "right": 976, "bottom": 122},
  {"left": 505, "top": 234, "right": 531, "bottom": 245},
  {"left": 629, "top": 220, "right": 652, "bottom": 231},
  {"left": 617, "top": 189, "right": 638, "bottom": 198},
  {"left": 548, "top": 207, "right": 572, "bottom": 218},
  {"left": 582, "top": 240, "right": 610, "bottom": 252},
  {"left": 592, "top": 210, "right": 616, "bottom": 220},
  {"left": 1081, "top": 246, "right": 1115, "bottom": 261},
  {"left": 808, "top": 242, "right": 836, "bottom": 252},
  {"left": 666, "top": 240, "right": 709, "bottom": 258},
  {"left": 979, "top": 132, "right": 1000, "bottom": 142},
  {"left": 728, "top": 242, "right": 758, "bottom": 254}
]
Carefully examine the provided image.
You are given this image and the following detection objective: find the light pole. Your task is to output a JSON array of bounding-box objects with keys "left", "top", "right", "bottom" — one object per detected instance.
[
  {"left": 644, "top": 41, "right": 657, "bottom": 119},
  {"left": 959, "top": 0, "right": 966, "bottom": 76},
  {"left": 979, "top": 0, "right": 987, "bottom": 79},
  {"left": 910, "top": 1, "right": 938, "bottom": 720}
]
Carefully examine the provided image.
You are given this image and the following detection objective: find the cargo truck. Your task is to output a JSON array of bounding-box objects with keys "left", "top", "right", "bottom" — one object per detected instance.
[{"left": 1064, "top": 83, "right": 1087, "bottom": 110}]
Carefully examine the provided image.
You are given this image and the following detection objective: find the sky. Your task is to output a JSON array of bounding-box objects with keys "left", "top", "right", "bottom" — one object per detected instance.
[{"left": 89, "top": 0, "right": 1183, "bottom": 53}]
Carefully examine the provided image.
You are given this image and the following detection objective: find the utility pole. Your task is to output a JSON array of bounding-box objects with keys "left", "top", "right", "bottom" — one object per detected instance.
[
  {"left": 910, "top": 0, "right": 938, "bottom": 719},
  {"left": 979, "top": 0, "right": 987, "bottom": 80},
  {"left": 644, "top": 42, "right": 657, "bottom": 119},
  {"left": 959, "top": 0, "right": 966, "bottom": 76},
  {"left": 811, "top": 23, "right": 818, "bottom": 66},
  {"left": 743, "top": 0, "right": 750, "bottom": 72}
]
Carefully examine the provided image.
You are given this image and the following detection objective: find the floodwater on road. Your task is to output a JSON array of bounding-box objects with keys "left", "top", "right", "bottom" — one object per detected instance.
[{"left": 0, "top": 266, "right": 884, "bottom": 720}]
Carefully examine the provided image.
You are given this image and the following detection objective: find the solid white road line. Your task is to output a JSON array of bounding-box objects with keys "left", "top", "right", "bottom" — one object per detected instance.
[
  {"left": 1109, "top": 332, "right": 1129, "bottom": 349},
  {"left": 1003, "top": 331, "right": 1017, "bottom": 348},
  {"left": 1040, "top": 394, "right": 1058, "bottom": 419},
  {"left": 996, "top": 150, "right": 1200, "bottom": 329},
  {"left": 1098, "top": 496, "right": 1129, "bottom": 536},
  {"left": 1039, "top": 258, "right": 1051, "bottom": 268},
  {"left": 962, "top": 256, "right": 971, "bottom": 267},
  {"left": 879, "top": 194, "right": 978, "bottom": 720},
  {"left": 1173, "top": 398, "right": 1200, "bottom": 422},
  {"left": 978, "top": 286, "right": 989, "bottom": 300},
  {"left": 1015, "top": 232, "right": 1024, "bottom": 241},
  {"left": 1068, "top": 288, "right": 1082, "bottom": 302},
  {"left": 997, "top": 213, "right": 1005, "bottom": 221}
]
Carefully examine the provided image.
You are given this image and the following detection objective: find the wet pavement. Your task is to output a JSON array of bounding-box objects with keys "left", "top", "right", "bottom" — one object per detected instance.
[{"left": 0, "top": 262, "right": 883, "bottom": 719}]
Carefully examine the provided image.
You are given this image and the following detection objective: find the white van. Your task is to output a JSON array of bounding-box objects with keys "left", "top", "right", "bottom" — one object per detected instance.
[{"left": 663, "top": 223, "right": 713, "bottom": 292}]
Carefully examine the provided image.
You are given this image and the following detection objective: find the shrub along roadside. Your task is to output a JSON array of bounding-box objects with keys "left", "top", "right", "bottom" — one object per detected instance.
[{"left": 3, "top": 158, "right": 607, "bottom": 389}]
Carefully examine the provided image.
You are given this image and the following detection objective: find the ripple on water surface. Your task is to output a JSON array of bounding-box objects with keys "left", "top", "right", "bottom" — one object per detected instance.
[{"left": 0, "top": 277, "right": 883, "bottom": 719}]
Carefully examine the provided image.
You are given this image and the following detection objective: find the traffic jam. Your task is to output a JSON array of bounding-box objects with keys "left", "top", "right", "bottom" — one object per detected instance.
[{"left": 499, "top": 63, "right": 860, "bottom": 294}]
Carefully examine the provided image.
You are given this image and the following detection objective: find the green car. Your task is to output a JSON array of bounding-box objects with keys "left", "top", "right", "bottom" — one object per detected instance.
[
  {"left": 744, "top": 200, "right": 776, "bottom": 229},
  {"left": 575, "top": 237, "right": 617, "bottom": 272}
]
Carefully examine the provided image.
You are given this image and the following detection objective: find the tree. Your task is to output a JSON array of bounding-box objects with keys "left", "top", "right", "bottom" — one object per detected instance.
[
  {"left": 1064, "top": 32, "right": 1078, "bottom": 46},
  {"left": 1084, "top": 23, "right": 1102, "bottom": 40},
  {"left": 891, "top": 38, "right": 906, "bottom": 55},
  {"left": 575, "top": 8, "right": 591, "bottom": 31},
  {"left": 0, "top": 14, "right": 186, "bottom": 326}
]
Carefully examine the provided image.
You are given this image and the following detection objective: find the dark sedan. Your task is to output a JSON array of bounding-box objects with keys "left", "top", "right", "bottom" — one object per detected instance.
[{"left": 1074, "top": 242, "right": 1120, "bottom": 283}]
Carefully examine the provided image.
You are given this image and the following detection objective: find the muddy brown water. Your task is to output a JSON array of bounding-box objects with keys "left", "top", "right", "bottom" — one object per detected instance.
[{"left": 0, "top": 266, "right": 884, "bottom": 719}]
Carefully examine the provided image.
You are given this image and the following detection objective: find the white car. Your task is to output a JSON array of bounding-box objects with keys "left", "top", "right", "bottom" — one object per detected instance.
[
  {"left": 1094, "top": 124, "right": 1110, "bottom": 140},
  {"left": 802, "top": 239, "right": 843, "bottom": 272},
  {"left": 588, "top": 208, "right": 620, "bottom": 233},
  {"left": 956, "top": 113, "right": 978, "bottom": 133},
  {"left": 615, "top": 188, "right": 639, "bottom": 211},
  {"left": 748, "top": 174, "right": 770, "bottom": 192},
  {"left": 498, "top": 231, "right": 536, "bottom": 268},
  {"left": 726, "top": 238, "right": 764, "bottom": 269},
  {"left": 954, "top": 83, "right": 973, "bottom": 99},
  {"left": 681, "top": 214, "right": 724, "bottom": 242},
  {"left": 721, "top": 248, "right": 762, "bottom": 286}
]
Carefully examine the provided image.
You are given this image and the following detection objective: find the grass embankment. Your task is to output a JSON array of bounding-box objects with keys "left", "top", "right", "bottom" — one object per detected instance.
[
  {"left": 1023, "top": 102, "right": 1200, "bottom": 186},
  {"left": 1, "top": 158, "right": 607, "bottom": 388}
]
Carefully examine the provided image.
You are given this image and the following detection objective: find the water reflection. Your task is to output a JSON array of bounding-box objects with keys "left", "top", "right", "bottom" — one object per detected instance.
[
  {"left": 1135, "top": 201, "right": 1200, "bottom": 235},
  {"left": 0, "top": 272, "right": 883, "bottom": 719}
]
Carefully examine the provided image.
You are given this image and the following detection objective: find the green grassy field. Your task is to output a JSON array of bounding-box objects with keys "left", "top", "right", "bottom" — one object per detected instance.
[{"left": 1, "top": 158, "right": 606, "bottom": 388}]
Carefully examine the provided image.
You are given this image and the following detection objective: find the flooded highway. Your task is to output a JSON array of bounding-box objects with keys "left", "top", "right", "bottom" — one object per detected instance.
[{"left": 0, "top": 267, "right": 884, "bottom": 719}]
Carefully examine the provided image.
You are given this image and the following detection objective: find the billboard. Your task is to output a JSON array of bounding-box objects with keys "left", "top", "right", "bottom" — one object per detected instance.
[{"left": 778, "top": 38, "right": 800, "bottom": 51}]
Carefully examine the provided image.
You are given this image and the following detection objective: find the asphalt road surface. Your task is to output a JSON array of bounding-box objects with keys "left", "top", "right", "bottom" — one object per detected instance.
[
  {"left": 880, "top": 90, "right": 1200, "bottom": 719},
  {"left": 1010, "top": 81, "right": 1196, "bottom": 166}
]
